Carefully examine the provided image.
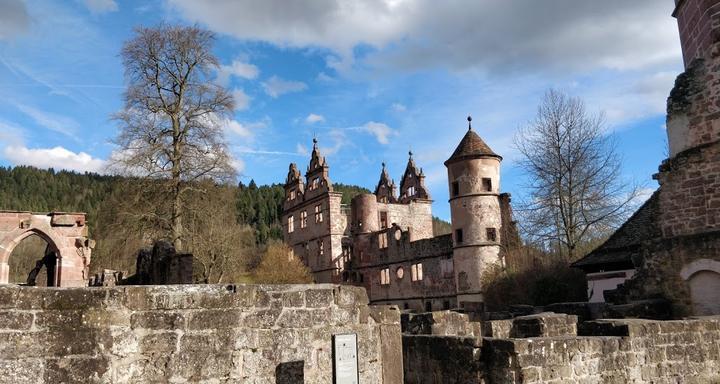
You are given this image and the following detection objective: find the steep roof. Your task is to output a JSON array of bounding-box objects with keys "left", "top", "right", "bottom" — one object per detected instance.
[
  {"left": 445, "top": 123, "right": 501, "bottom": 165},
  {"left": 572, "top": 190, "right": 662, "bottom": 272}
]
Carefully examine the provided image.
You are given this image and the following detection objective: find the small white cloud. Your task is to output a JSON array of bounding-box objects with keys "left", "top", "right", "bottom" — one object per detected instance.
[
  {"left": 3, "top": 145, "right": 106, "bottom": 173},
  {"left": 217, "top": 59, "right": 259, "bottom": 85},
  {"left": 232, "top": 88, "right": 251, "bottom": 111},
  {"left": 224, "top": 120, "right": 253, "bottom": 138},
  {"left": 391, "top": 103, "right": 407, "bottom": 112},
  {"left": 305, "top": 113, "right": 325, "bottom": 124},
  {"left": 81, "top": 0, "right": 118, "bottom": 14},
  {"left": 262, "top": 76, "right": 307, "bottom": 98},
  {"left": 361, "top": 121, "right": 396, "bottom": 145},
  {"left": 316, "top": 72, "right": 335, "bottom": 83},
  {"left": 296, "top": 143, "right": 308, "bottom": 156},
  {"left": 230, "top": 158, "right": 245, "bottom": 173},
  {"left": 14, "top": 104, "right": 79, "bottom": 139}
]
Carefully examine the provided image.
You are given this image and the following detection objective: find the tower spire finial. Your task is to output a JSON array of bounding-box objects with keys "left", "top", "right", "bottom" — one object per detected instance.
[{"left": 467, "top": 115, "right": 472, "bottom": 130}]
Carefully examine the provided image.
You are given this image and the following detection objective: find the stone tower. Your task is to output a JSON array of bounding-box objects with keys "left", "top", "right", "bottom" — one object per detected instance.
[{"left": 445, "top": 116, "right": 503, "bottom": 307}]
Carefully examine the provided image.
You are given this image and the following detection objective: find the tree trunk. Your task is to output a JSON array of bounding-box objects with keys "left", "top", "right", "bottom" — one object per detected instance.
[{"left": 172, "top": 115, "right": 183, "bottom": 251}]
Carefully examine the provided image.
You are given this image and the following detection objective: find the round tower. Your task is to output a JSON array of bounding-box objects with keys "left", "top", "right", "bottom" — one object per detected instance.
[
  {"left": 351, "top": 193, "right": 380, "bottom": 234},
  {"left": 444, "top": 116, "right": 503, "bottom": 307}
]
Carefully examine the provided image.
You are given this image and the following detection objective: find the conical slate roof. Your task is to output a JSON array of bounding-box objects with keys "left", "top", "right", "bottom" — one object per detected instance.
[{"left": 445, "top": 118, "right": 501, "bottom": 165}]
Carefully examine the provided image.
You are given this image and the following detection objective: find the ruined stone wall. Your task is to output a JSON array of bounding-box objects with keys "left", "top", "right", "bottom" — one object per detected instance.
[
  {"left": 0, "top": 211, "right": 92, "bottom": 287},
  {"left": 0, "top": 284, "right": 402, "bottom": 383},
  {"left": 485, "top": 317, "right": 720, "bottom": 383},
  {"left": 618, "top": 231, "right": 720, "bottom": 317},
  {"left": 350, "top": 231, "right": 456, "bottom": 311},
  {"left": 379, "top": 200, "right": 434, "bottom": 241},
  {"left": 402, "top": 313, "right": 720, "bottom": 383}
]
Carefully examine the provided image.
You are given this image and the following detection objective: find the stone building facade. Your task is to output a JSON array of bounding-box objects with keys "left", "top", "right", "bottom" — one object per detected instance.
[
  {"left": 573, "top": 0, "right": 720, "bottom": 316},
  {"left": 283, "top": 120, "right": 518, "bottom": 312}
]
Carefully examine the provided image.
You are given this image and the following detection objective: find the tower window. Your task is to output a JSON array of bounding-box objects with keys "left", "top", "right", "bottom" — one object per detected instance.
[
  {"left": 411, "top": 263, "right": 423, "bottom": 281},
  {"left": 379, "top": 232, "right": 388, "bottom": 249},
  {"left": 315, "top": 204, "right": 323, "bottom": 223},
  {"left": 451, "top": 181, "right": 459, "bottom": 197},
  {"left": 455, "top": 229, "right": 463, "bottom": 244},
  {"left": 486, "top": 228, "right": 497, "bottom": 242},
  {"left": 482, "top": 178, "right": 492, "bottom": 192},
  {"left": 288, "top": 215, "right": 295, "bottom": 233},
  {"left": 380, "top": 268, "right": 390, "bottom": 285},
  {"left": 300, "top": 211, "right": 308, "bottom": 228},
  {"left": 379, "top": 211, "right": 388, "bottom": 229}
]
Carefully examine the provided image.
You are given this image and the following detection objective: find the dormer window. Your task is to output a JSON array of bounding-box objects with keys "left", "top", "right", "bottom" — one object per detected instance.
[
  {"left": 407, "top": 186, "right": 416, "bottom": 196},
  {"left": 312, "top": 177, "right": 320, "bottom": 189},
  {"left": 289, "top": 189, "right": 296, "bottom": 200}
]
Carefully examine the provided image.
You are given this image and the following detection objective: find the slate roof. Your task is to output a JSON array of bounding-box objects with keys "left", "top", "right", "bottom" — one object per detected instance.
[
  {"left": 445, "top": 128, "right": 501, "bottom": 165},
  {"left": 572, "top": 190, "right": 662, "bottom": 272}
]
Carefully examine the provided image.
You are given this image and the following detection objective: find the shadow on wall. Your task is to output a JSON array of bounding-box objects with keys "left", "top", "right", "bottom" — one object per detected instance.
[{"left": 275, "top": 360, "right": 304, "bottom": 384}]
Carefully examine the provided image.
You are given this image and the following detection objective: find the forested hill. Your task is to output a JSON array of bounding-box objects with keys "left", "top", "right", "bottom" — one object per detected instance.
[{"left": 0, "top": 166, "right": 372, "bottom": 243}]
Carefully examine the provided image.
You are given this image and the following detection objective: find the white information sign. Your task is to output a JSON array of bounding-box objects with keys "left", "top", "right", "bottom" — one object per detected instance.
[{"left": 333, "top": 333, "right": 359, "bottom": 384}]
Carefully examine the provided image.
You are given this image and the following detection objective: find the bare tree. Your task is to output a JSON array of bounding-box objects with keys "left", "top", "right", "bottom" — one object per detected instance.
[
  {"left": 184, "top": 183, "right": 256, "bottom": 283},
  {"left": 514, "top": 90, "right": 640, "bottom": 261},
  {"left": 111, "top": 24, "right": 235, "bottom": 251},
  {"left": 253, "top": 242, "right": 314, "bottom": 284}
]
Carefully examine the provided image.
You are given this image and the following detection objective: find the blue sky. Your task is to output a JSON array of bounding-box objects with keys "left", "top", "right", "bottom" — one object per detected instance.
[{"left": 0, "top": 0, "right": 682, "bottom": 220}]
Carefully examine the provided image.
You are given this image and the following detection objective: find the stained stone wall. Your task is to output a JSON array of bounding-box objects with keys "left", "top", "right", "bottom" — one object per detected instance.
[
  {"left": 0, "top": 284, "right": 402, "bottom": 383},
  {"left": 403, "top": 312, "right": 720, "bottom": 383}
]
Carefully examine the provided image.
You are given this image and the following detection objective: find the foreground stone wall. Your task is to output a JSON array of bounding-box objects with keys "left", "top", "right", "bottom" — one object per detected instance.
[
  {"left": 486, "top": 317, "right": 720, "bottom": 383},
  {"left": 0, "top": 284, "right": 402, "bottom": 383},
  {"left": 403, "top": 313, "right": 720, "bottom": 383}
]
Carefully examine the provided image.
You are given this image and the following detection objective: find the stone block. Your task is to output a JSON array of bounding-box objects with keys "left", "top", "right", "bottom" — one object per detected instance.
[
  {"left": 187, "top": 309, "right": 241, "bottom": 329},
  {"left": 0, "top": 311, "right": 33, "bottom": 330},
  {"left": 305, "top": 288, "right": 333, "bottom": 308},
  {"left": 130, "top": 311, "right": 184, "bottom": 329},
  {"left": 139, "top": 332, "right": 178, "bottom": 353}
]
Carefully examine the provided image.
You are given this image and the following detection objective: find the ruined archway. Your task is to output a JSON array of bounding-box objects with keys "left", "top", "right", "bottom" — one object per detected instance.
[
  {"left": 0, "top": 211, "right": 93, "bottom": 287},
  {"left": 680, "top": 259, "right": 720, "bottom": 316},
  {"left": 8, "top": 232, "right": 58, "bottom": 286}
]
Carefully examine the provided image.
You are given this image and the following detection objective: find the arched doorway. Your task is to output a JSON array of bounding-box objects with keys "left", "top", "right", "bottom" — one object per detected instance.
[
  {"left": 0, "top": 212, "right": 93, "bottom": 287},
  {"left": 680, "top": 259, "right": 720, "bottom": 316},
  {"left": 8, "top": 233, "right": 58, "bottom": 286}
]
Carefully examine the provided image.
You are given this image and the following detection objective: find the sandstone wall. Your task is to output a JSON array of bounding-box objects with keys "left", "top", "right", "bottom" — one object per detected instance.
[
  {"left": 402, "top": 314, "right": 720, "bottom": 384},
  {"left": 0, "top": 284, "right": 402, "bottom": 383}
]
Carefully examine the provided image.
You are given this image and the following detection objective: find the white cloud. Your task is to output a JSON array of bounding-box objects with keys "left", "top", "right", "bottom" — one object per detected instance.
[
  {"left": 217, "top": 59, "right": 259, "bottom": 85},
  {"left": 230, "top": 158, "right": 246, "bottom": 173},
  {"left": 262, "top": 76, "right": 308, "bottom": 98},
  {"left": 81, "top": 0, "right": 118, "bottom": 14},
  {"left": 232, "top": 88, "right": 251, "bottom": 111},
  {"left": 0, "top": 120, "right": 25, "bottom": 146},
  {"left": 0, "top": 0, "right": 29, "bottom": 40},
  {"left": 167, "top": 0, "right": 679, "bottom": 74},
  {"left": 296, "top": 143, "right": 309, "bottom": 156},
  {"left": 14, "top": 104, "right": 79, "bottom": 139},
  {"left": 224, "top": 120, "right": 253, "bottom": 138},
  {"left": 391, "top": 103, "right": 406, "bottom": 112},
  {"left": 3, "top": 145, "right": 106, "bottom": 173},
  {"left": 360, "top": 121, "right": 396, "bottom": 144},
  {"left": 305, "top": 113, "right": 325, "bottom": 124}
]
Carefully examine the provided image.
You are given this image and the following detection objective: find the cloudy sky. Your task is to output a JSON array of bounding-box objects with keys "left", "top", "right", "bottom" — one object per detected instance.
[{"left": 0, "top": 0, "right": 682, "bottom": 219}]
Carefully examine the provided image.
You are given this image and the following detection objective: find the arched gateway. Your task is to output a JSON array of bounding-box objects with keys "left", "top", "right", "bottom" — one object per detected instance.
[{"left": 0, "top": 211, "right": 93, "bottom": 287}]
